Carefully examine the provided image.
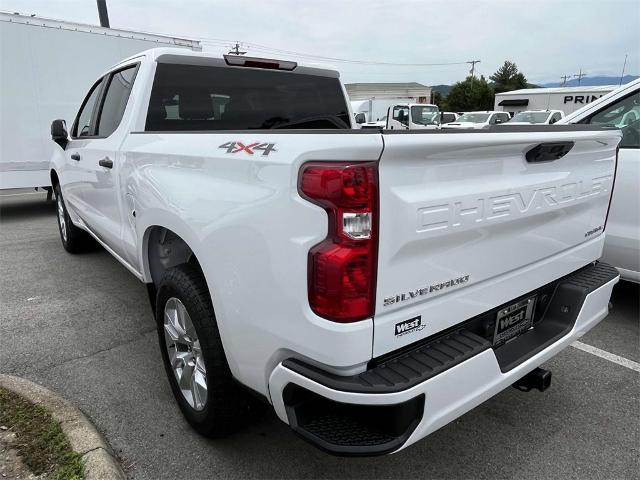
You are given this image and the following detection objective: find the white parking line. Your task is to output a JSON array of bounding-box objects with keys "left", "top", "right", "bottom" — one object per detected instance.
[{"left": 572, "top": 341, "right": 640, "bottom": 373}]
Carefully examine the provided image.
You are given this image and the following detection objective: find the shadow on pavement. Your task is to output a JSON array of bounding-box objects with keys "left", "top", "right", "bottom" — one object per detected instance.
[
  {"left": 0, "top": 195, "right": 55, "bottom": 223},
  {"left": 610, "top": 279, "right": 639, "bottom": 316}
]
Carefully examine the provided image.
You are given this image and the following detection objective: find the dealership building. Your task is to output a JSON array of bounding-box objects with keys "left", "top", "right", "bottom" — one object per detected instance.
[{"left": 345, "top": 82, "right": 432, "bottom": 103}]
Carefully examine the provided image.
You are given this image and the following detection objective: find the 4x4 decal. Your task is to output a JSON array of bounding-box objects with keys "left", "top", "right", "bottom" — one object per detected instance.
[{"left": 219, "top": 141, "right": 277, "bottom": 156}]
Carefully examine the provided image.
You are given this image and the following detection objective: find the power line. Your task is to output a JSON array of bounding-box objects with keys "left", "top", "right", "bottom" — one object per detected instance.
[
  {"left": 110, "top": 24, "right": 475, "bottom": 68},
  {"left": 560, "top": 74, "right": 571, "bottom": 87},
  {"left": 102, "top": 23, "right": 474, "bottom": 68},
  {"left": 200, "top": 39, "right": 472, "bottom": 67}
]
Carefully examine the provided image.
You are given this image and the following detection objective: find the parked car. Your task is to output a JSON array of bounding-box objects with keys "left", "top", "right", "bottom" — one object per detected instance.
[
  {"left": 49, "top": 47, "right": 620, "bottom": 456},
  {"left": 441, "top": 111, "right": 460, "bottom": 124},
  {"left": 560, "top": 78, "right": 640, "bottom": 283},
  {"left": 507, "top": 110, "right": 564, "bottom": 125},
  {"left": 442, "top": 111, "right": 511, "bottom": 129}
]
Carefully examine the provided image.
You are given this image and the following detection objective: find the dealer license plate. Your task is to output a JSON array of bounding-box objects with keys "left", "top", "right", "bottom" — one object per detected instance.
[{"left": 493, "top": 295, "right": 537, "bottom": 346}]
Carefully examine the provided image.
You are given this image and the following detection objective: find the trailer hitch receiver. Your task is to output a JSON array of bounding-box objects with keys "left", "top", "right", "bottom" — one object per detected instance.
[{"left": 513, "top": 367, "right": 552, "bottom": 392}]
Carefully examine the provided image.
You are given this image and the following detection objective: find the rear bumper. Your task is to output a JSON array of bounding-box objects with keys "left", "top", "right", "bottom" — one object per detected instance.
[{"left": 268, "top": 262, "right": 619, "bottom": 456}]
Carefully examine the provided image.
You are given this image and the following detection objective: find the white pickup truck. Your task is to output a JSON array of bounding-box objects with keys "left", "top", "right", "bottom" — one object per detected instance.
[{"left": 50, "top": 48, "right": 621, "bottom": 456}]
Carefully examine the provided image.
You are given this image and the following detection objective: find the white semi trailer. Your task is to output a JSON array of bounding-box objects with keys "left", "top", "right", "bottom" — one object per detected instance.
[
  {"left": 0, "top": 12, "right": 200, "bottom": 191},
  {"left": 494, "top": 85, "right": 617, "bottom": 117}
]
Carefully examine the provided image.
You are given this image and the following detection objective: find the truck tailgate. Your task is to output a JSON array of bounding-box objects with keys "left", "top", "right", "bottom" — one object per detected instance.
[{"left": 374, "top": 126, "right": 621, "bottom": 356}]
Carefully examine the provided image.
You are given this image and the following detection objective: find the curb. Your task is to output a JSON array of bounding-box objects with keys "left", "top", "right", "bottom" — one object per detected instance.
[{"left": 0, "top": 374, "right": 125, "bottom": 480}]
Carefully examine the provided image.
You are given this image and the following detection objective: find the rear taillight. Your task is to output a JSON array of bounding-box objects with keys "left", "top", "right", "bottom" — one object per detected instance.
[{"left": 299, "top": 161, "right": 378, "bottom": 322}]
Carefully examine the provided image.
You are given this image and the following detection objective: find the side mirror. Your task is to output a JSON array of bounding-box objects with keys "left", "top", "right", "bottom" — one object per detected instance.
[
  {"left": 51, "top": 119, "right": 69, "bottom": 149},
  {"left": 355, "top": 113, "right": 366, "bottom": 124}
]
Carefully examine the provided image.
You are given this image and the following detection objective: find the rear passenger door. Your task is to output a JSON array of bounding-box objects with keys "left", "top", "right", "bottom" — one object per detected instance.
[
  {"left": 70, "top": 63, "right": 138, "bottom": 258},
  {"left": 580, "top": 90, "right": 640, "bottom": 276}
]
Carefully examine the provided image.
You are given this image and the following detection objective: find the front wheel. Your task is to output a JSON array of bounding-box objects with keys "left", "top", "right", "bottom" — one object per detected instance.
[
  {"left": 54, "top": 185, "right": 94, "bottom": 253},
  {"left": 155, "top": 264, "right": 262, "bottom": 437}
]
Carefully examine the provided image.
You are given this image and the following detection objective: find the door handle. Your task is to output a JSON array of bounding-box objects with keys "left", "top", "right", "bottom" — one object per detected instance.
[
  {"left": 70, "top": 153, "right": 80, "bottom": 161},
  {"left": 99, "top": 157, "right": 114, "bottom": 169},
  {"left": 526, "top": 142, "right": 574, "bottom": 163}
]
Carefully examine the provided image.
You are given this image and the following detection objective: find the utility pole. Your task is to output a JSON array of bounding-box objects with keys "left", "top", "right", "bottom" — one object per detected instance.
[
  {"left": 573, "top": 68, "right": 587, "bottom": 86},
  {"left": 560, "top": 75, "right": 571, "bottom": 87},
  {"left": 468, "top": 60, "right": 481, "bottom": 81},
  {"left": 467, "top": 59, "right": 481, "bottom": 104},
  {"left": 96, "top": 0, "right": 110, "bottom": 28},
  {"left": 228, "top": 42, "right": 247, "bottom": 56}
]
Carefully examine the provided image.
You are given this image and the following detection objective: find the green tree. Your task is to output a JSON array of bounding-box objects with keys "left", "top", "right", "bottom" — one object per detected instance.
[
  {"left": 446, "top": 75, "right": 494, "bottom": 111},
  {"left": 490, "top": 60, "right": 528, "bottom": 93},
  {"left": 432, "top": 91, "right": 448, "bottom": 111}
]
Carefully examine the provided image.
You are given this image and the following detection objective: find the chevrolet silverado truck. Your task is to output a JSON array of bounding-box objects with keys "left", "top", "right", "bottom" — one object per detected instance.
[{"left": 49, "top": 48, "right": 621, "bottom": 456}]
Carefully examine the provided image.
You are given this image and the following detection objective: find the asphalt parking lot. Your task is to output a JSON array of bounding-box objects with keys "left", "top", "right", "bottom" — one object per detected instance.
[{"left": 1, "top": 189, "right": 638, "bottom": 480}]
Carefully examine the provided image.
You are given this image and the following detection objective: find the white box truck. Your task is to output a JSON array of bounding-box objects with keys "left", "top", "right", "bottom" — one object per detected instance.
[
  {"left": 494, "top": 85, "right": 617, "bottom": 117},
  {"left": 351, "top": 98, "right": 413, "bottom": 128},
  {"left": 0, "top": 11, "right": 200, "bottom": 191}
]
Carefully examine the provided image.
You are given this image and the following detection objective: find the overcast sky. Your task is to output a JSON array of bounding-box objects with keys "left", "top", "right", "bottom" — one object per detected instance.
[{"left": 1, "top": 0, "right": 638, "bottom": 85}]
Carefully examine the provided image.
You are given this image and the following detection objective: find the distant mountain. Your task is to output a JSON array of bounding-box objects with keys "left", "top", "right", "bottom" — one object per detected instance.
[
  {"left": 433, "top": 82, "right": 539, "bottom": 95},
  {"left": 540, "top": 75, "right": 638, "bottom": 88},
  {"left": 431, "top": 84, "right": 452, "bottom": 96},
  {"left": 430, "top": 75, "right": 637, "bottom": 96}
]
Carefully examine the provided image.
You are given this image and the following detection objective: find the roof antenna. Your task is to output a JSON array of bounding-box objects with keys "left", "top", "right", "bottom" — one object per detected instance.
[
  {"left": 228, "top": 42, "right": 247, "bottom": 56},
  {"left": 619, "top": 54, "right": 628, "bottom": 86},
  {"left": 96, "top": 0, "right": 110, "bottom": 28}
]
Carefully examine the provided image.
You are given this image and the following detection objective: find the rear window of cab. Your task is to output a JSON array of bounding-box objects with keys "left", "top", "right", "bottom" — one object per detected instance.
[{"left": 145, "top": 63, "right": 351, "bottom": 131}]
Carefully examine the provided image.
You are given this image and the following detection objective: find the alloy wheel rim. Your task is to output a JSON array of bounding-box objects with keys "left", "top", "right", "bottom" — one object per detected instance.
[
  {"left": 163, "top": 297, "right": 208, "bottom": 411},
  {"left": 57, "top": 194, "right": 67, "bottom": 242}
]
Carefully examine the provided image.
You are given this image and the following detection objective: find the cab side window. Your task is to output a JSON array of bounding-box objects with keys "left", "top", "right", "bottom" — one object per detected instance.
[
  {"left": 72, "top": 78, "right": 105, "bottom": 138},
  {"left": 582, "top": 91, "right": 640, "bottom": 148},
  {"left": 392, "top": 106, "right": 409, "bottom": 126},
  {"left": 96, "top": 65, "right": 138, "bottom": 137}
]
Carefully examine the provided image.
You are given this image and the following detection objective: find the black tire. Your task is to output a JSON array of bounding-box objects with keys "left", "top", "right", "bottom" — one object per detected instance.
[
  {"left": 155, "top": 263, "right": 262, "bottom": 437},
  {"left": 54, "top": 184, "right": 95, "bottom": 253}
]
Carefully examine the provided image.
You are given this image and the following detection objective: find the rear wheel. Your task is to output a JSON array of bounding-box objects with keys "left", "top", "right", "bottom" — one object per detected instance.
[
  {"left": 155, "top": 264, "right": 262, "bottom": 437},
  {"left": 54, "top": 185, "right": 94, "bottom": 253}
]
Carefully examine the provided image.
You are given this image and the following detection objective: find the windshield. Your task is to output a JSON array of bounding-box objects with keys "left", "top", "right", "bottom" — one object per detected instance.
[
  {"left": 510, "top": 111, "right": 551, "bottom": 123},
  {"left": 456, "top": 113, "right": 490, "bottom": 123},
  {"left": 146, "top": 63, "right": 350, "bottom": 131},
  {"left": 410, "top": 105, "right": 439, "bottom": 125}
]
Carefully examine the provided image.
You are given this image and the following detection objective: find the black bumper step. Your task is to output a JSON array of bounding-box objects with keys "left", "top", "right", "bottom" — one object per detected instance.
[
  {"left": 283, "top": 385, "right": 424, "bottom": 456},
  {"left": 283, "top": 329, "right": 490, "bottom": 394}
]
